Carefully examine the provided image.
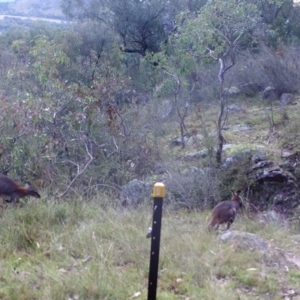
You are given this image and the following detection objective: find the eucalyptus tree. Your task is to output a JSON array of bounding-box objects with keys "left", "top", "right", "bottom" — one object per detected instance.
[
  {"left": 176, "top": 0, "right": 260, "bottom": 163},
  {"left": 61, "top": 0, "right": 186, "bottom": 57},
  {"left": 252, "top": 0, "right": 300, "bottom": 45},
  {"left": 255, "top": 0, "right": 291, "bottom": 25}
]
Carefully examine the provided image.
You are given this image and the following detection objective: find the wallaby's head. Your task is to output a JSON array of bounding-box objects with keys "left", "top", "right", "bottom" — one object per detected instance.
[
  {"left": 231, "top": 190, "right": 242, "bottom": 208},
  {"left": 24, "top": 183, "right": 41, "bottom": 198}
]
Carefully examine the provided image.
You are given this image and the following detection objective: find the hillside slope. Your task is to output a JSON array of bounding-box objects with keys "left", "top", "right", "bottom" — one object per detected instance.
[{"left": 1, "top": 0, "right": 64, "bottom": 18}]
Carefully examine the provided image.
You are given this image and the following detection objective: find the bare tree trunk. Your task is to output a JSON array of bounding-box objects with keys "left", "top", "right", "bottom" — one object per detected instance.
[
  {"left": 216, "top": 58, "right": 226, "bottom": 164},
  {"left": 173, "top": 75, "right": 188, "bottom": 149},
  {"left": 177, "top": 103, "right": 189, "bottom": 149},
  {"left": 216, "top": 93, "right": 225, "bottom": 164}
]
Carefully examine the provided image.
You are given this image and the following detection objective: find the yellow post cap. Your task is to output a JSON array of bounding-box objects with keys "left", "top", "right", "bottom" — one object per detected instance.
[{"left": 152, "top": 182, "right": 166, "bottom": 198}]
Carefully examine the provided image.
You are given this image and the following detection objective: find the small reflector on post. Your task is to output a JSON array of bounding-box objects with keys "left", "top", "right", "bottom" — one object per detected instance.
[{"left": 152, "top": 182, "right": 165, "bottom": 198}]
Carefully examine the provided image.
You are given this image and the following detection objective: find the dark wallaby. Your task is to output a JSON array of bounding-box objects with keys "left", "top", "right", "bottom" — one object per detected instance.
[
  {"left": 207, "top": 190, "right": 242, "bottom": 230},
  {"left": 0, "top": 174, "right": 41, "bottom": 202}
]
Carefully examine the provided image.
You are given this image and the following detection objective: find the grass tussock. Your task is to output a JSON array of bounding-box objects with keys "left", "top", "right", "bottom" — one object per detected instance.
[{"left": 0, "top": 200, "right": 298, "bottom": 299}]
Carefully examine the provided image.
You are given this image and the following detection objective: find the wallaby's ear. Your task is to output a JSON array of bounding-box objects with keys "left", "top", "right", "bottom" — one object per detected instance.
[
  {"left": 231, "top": 190, "right": 242, "bottom": 199},
  {"left": 232, "top": 190, "right": 241, "bottom": 196}
]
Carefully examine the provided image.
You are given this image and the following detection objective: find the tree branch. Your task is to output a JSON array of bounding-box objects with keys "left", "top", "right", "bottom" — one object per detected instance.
[{"left": 57, "top": 139, "right": 93, "bottom": 198}]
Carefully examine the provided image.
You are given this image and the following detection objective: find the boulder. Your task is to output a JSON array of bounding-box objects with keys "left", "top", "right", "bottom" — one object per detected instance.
[
  {"left": 224, "top": 86, "right": 241, "bottom": 98},
  {"left": 262, "top": 86, "right": 277, "bottom": 101},
  {"left": 219, "top": 230, "right": 268, "bottom": 251},
  {"left": 170, "top": 135, "right": 190, "bottom": 147},
  {"left": 255, "top": 166, "right": 295, "bottom": 184},
  {"left": 280, "top": 93, "right": 295, "bottom": 106},
  {"left": 251, "top": 151, "right": 268, "bottom": 163},
  {"left": 227, "top": 104, "right": 244, "bottom": 113},
  {"left": 120, "top": 179, "right": 153, "bottom": 207},
  {"left": 184, "top": 149, "right": 209, "bottom": 160}
]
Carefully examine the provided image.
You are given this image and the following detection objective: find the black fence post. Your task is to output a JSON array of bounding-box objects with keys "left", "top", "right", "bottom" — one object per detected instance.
[{"left": 147, "top": 182, "right": 165, "bottom": 300}]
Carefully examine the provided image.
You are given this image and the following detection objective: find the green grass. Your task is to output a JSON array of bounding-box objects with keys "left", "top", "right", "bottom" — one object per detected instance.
[{"left": 0, "top": 200, "right": 298, "bottom": 299}]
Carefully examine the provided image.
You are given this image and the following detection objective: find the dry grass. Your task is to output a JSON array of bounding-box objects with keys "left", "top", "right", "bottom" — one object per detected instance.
[
  {"left": 0, "top": 200, "right": 299, "bottom": 299},
  {"left": 168, "top": 95, "right": 300, "bottom": 170}
]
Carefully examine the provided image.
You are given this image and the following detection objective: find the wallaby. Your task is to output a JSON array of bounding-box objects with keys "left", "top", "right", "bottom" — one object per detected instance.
[
  {"left": 207, "top": 190, "right": 242, "bottom": 230},
  {"left": 0, "top": 174, "right": 40, "bottom": 203}
]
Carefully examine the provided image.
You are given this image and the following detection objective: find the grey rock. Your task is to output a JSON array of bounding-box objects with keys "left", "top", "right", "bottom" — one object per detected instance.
[
  {"left": 227, "top": 104, "right": 244, "bottom": 113},
  {"left": 120, "top": 179, "right": 153, "bottom": 207},
  {"left": 262, "top": 86, "right": 277, "bottom": 101},
  {"left": 224, "top": 86, "right": 241, "bottom": 98},
  {"left": 280, "top": 93, "right": 295, "bottom": 106},
  {"left": 219, "top": 230, "right": 268, "bottom": 251},
  {"left": 184, "top": 149, "right": 209, "bottom": 160},
  {"left": 251, "top": 151, "right": 268, "bottom": 163},
  {"left": 171, "top": 135, "right": 190, "bottom": 147}
]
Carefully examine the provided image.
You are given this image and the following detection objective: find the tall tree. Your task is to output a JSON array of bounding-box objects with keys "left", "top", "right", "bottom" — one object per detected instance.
[
  {"left": 61, "top": 0, "right": 183, "bottom": 56},
  {"left": 177, "top": 0, "right": 260, "bottom": 163},
  {"left": 253, "top": 0, "right": 298, "bottom": 45}
]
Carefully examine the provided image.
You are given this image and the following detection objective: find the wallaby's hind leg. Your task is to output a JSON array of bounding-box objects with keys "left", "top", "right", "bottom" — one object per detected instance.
[
  {"left": 226, "top": 215, "right": 236, "bottom": 230},
  {"left": 226, "top": 221, "right": 232, "bottom": 230}
]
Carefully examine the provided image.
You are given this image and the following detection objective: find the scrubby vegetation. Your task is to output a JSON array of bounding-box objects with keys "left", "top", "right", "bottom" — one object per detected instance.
[
  {"left": 0, "top": 0, "right": 299, "bottom": 206},
  {"left": 0, "top": 0, "right": 300, "bottom": 298}
]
